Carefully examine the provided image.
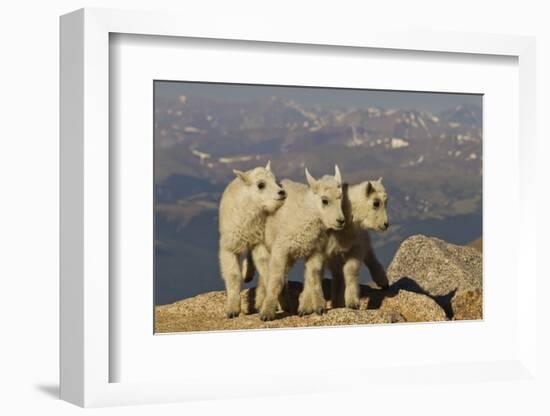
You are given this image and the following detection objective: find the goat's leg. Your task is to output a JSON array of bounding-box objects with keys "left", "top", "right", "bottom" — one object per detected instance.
[
  {"left": 363, "top": 232, "right": 388, "bottom": 289},
  {"left": 328, "top": 256, "right": 345, "bottom": 308},
  {"left": 259, "top": 247, "right": 288, "bottom": 321},
  {"left": 242, "top": 250, "right": 256, "bottom": 283},
  {"left": 298, "top": 253, "right": 326, "bottom": 316},
  {"left": 343, "top": 256, "right": 362, "bottom": 309},
  {"left": 251, "top": 244, "right": 270, "bottom": 311},
  {"left": 219, "top": 249, "right": 242, "bottom": 318}
]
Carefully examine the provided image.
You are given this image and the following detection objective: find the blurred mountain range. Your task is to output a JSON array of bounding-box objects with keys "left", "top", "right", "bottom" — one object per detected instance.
[{"left": 154, "top": 94, "right": 482, "bottom": 305}]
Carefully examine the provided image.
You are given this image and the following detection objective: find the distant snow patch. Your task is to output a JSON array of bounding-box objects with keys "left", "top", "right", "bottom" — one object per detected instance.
[
  {"left": 346, "top": 127, "right": 365, "bottom": 147},
  {"left": 402, "top": 155, "right": 424, "bottom": 167},
  {"left": 192, "top": 149, "right": 211, "bottom": 164},
  {"left": 391, "top": 137, "right": 410, "bottom": 149},
  {"left": 219, "top": 155, "right": 258, "bottom": 164},
  {"left": 367, "top": 107, "right": 381, "bottom": 117},
  {"left": 184, "top": 126, "right": 202, "bottom": 133},
  {"left": 417, "top": 115, "right": 427, "bottom": 130}
]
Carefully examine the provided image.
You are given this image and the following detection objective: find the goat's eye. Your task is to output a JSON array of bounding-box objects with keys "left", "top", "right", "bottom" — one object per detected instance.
[
  {"left": 373, "top": 200, "right": 381, "bottom": 208},
  {"left": 257, "top": 182, "right": 265, "bottom": 190},
  {"left": 322, "top": 197, "right": 329, "bottom": 206}
]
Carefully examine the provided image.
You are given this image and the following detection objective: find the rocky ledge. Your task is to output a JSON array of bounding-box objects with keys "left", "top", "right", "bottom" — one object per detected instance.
[{"left": 155, "top": 235, "right": 482, "bottom": 333}]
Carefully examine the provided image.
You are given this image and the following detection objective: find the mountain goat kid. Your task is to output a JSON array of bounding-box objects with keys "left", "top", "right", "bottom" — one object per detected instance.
[
  {"left": 326, "top": 178, "right": 389, "bottom": 309},
  {"left": 258, "top": 166, "right": 346, "bottom": 321},
  {"left": 218, "top": 161, "right": 286, "bottom": 318}
]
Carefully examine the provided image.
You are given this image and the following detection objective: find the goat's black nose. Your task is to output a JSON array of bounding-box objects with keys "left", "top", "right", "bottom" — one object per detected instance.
[
  {"left": 278, "top": 189, "right": 286, "bottom": 197},
  {"left": 384, "top": 222, "right": 389, "bottom": 229},
  {"left": 337, "top": 218, "right": 345, "bottom": 225}
]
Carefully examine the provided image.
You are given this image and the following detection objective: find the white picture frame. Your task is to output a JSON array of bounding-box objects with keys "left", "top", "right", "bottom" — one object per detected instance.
[{"left": 60, "top": 7, "right": 538, "bottom": 408}]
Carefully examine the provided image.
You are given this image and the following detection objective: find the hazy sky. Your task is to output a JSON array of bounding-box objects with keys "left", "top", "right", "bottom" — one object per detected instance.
[{"left": 155, "top": 80, "right": 482, "bottom": 113}]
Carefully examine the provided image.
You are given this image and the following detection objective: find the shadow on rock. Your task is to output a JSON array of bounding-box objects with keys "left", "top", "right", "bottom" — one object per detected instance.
[
  {"left": 362, "top": 276, "right": 456, "bottom": 319},
  {"left": 248, "top": 277, "right": 456, "bottom": 319},
  {"left": 244, "top": 283, "right": 301, "bottom": 318}
]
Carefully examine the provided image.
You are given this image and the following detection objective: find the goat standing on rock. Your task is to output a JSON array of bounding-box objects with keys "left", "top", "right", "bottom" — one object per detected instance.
[
  {"left": 258, "top": 166, "right": 346, "bottom": 321},
  {"left": 326, "top": 178, "right": 389, "bottom": 309},
  {"left": 218, "top": 162, "right": 286, "bottom": 318}
]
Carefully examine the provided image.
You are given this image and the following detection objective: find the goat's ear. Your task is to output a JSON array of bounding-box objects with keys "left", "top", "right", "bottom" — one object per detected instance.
[
  {"left": 377, "top": 176, "right": 383, "bottom": 184},
  {"left": 265, "top": 160, "right": 271, "bottom": 171},
  {"left": 305, "top": 168, "right": 318, "bottom": 192},
  {"left": 366, "top": 181, "right": 375, "bottom": 196},
  {"left": 233, "top": 169, "right": 250, "bottom": 184},
  {"left": 334, "top": 165, "right": 342, "bottom": 185}
]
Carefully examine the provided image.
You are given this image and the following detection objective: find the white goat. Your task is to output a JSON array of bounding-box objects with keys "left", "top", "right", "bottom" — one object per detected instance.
[
  {"left": 257, "top": 166, "right": 345, "bottom": 321},
  {"left": 326, "top": 178, "right": 389, "bottom": 309},
  {"left": 218, "top": 161, "right": 286, "bottom": 318}
]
